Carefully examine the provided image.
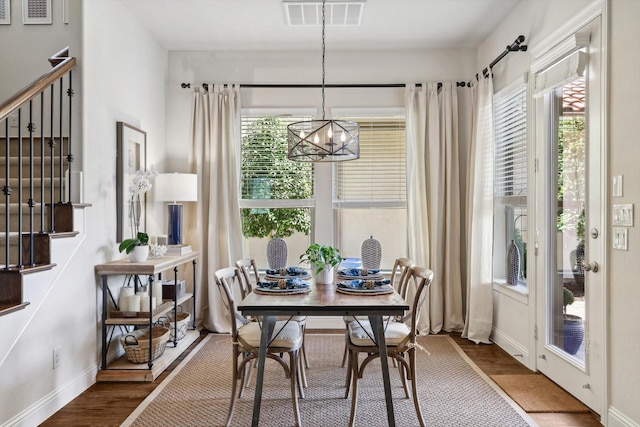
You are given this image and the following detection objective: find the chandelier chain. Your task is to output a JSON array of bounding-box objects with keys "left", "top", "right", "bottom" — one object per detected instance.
[{"left": 321, "top": 0, "right": 326, "bottom": 120}]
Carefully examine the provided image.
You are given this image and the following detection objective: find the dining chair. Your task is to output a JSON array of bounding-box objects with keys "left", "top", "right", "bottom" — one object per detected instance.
[
  {"left": 360, "top": 235, "right": 382, "bottom": 270},
  {"left": 339, "top": 257, "right": 415, "bottom": 367},
  {"left": 214, "top": 267, "right": 303, "bottom": 427},
  {"left": 235, "top": 257, "right": 310, "bottom": 387},
  {"left": 344, "top": 266, "right": 434, "bottom": 427}
]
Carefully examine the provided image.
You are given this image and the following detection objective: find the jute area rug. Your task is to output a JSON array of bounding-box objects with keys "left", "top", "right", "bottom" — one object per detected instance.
[
  {"left": 490, "top": 374, "right": 591, "bottom": 413},
  {"left": 122, "top": 334, "right": 537, "bottom": 427}
]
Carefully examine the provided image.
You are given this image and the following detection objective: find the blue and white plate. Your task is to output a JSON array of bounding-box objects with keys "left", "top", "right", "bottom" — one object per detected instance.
[
  {"left": 256, "top": 277, "right": 310, "bottom": 293},
  {"left": 265, "top": 266, "right": 311, "bottom": 280}
]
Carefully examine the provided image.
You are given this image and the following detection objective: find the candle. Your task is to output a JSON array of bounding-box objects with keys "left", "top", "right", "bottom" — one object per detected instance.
[
  {"left": 119, "top": 287, "right": 135, "bottom": 311},
  {"left": 140, "top": 295, "right": 150, "bottom": 312},
  {"left": 152, "top": 281, "right": 164, "bottom": 308},
  {"left": 127, "top": 295, "right": 141, "bottom": 312}
]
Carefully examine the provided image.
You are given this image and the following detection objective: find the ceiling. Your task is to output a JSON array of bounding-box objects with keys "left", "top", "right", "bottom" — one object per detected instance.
[{"left": 121, "top": 0, "right": 523, "bottom": 52}]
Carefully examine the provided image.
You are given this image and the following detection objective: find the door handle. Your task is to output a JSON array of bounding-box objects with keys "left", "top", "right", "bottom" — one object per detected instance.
[{"left": 583, "top": 261, "right": 599, "bottom": 273}]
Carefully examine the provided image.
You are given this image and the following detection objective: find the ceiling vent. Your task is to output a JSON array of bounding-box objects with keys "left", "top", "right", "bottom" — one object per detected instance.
[{"left": 283, "top": 1, "right": 365, "bottom": 26}]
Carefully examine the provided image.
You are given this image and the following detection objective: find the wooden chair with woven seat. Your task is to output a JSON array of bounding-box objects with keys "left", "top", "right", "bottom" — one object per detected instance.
[
  {"left": 339, "top": 257, "right": 415, "bottom": 367},
  {"left": 344, "top": 266, "right": 434, "bottom": 427},
  {"left": 235, "top": 257, "right": 310, "bottom": 387},
  {"left": 214, "top": 267, "right": 303, "bottom": 427}
]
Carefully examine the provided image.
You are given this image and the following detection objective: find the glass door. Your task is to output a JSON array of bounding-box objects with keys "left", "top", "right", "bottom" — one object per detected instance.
[{"left": 534, "top": 17, "right": 605, "bottom": 415}]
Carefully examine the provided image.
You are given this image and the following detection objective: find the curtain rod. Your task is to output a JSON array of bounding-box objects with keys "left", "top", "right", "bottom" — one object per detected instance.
[
  {"left": 477, "top": 35, "right": 527, "bottom": 79},
  {"left": 180, "top": 82, "right": 469, "bottom": 90},
  {"left": 180, "top": 35, "right": 528, "bottom": 89}
]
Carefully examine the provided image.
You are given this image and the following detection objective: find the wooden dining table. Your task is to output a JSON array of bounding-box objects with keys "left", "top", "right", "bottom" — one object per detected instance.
[{"left": 237, "top": 280, "right": 409, "bottom": 427}]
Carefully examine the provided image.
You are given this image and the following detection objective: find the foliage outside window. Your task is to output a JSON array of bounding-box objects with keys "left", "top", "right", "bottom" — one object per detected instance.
[{"left": 240, "top": 115, "right": 314, "bottom": 266}]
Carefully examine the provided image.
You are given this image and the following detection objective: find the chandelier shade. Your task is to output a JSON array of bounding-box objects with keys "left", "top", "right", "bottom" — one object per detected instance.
[
  {"left": 286, "top": 0, "right": 360, "bottom": 162},
  {"left": 287, "top": 119, "right": 359, "bottom": 162}
]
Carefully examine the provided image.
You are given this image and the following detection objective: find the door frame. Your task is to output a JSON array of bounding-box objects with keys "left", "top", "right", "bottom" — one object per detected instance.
[{"left": 529, "top": 0, "right": 608, "bottom": 419}]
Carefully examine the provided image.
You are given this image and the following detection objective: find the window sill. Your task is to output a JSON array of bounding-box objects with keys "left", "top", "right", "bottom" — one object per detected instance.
[{"left": 493, "top": 281, "right": 529, "bottom": 304}]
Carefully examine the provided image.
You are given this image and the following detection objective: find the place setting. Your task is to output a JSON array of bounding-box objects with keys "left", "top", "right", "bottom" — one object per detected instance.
[
  {"left": 336, "top": 267, "right": 384, "bottom": 281},
  {"left": 336, "top": 278, "right": 393, "bottom": 295},
  {"left": 264, "top": 266, "right": 311, "bottom": 280},
  {"left": 254, "top": 277, "right": 311, "bottom": 295}
]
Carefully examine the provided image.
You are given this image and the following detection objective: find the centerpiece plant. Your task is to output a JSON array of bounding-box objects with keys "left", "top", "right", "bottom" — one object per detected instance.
[{"left": 299, "top": 243, "right": 342, "bottom": 284}]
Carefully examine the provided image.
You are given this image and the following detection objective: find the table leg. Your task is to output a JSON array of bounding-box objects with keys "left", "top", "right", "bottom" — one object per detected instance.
[
  {"left": 251, "top": 315, "right": 275, "bottom": 427},
  {"left": 369, "top": 315, "right": 395, "bottom": 426}
]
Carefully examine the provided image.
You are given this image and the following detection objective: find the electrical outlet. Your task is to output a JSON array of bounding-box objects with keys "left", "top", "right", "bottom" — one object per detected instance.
[
  {"left": 9, "top": 115, "right": 18, "bottom": 127},
  {"left": 53, "top": 347, "right": 61, "bottom": 369}
]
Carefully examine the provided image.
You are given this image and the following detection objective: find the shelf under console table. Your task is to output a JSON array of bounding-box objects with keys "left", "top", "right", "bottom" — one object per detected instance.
[{"left": 95, "top": 251, "right": 199, "bottom": 382}]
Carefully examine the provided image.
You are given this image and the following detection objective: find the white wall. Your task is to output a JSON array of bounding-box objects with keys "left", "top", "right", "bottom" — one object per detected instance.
[
  {"left": 608, "top": 1, "right": 640, "bottom": 424},
  {"left": 0, "top": 0, "right": 169, "bottom": 425}
]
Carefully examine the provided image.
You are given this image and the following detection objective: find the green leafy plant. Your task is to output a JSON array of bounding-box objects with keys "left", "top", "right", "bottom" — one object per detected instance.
[
  {"left": 118, "top": 232, "right": 149, "bottom": 254},
  {"left": 240, "top": 117, "right": 312, "bottom": 239},
  {"left": 563, "top": 287, "right": 575, "bottom": 316},
  {"left": 299, "top": 244, "right": 342, "bottom": 274}
]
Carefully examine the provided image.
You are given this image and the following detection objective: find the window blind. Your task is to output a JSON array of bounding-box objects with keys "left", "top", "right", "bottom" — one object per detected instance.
[
  {"left": 333, "top": 115, "right": 406, "bottom": 208},
  {"left": 495, "top": 81, "right": 527, "bottom": 201},
  {"left": 240, "top": 115, "right": 314, "bottom": 205}
]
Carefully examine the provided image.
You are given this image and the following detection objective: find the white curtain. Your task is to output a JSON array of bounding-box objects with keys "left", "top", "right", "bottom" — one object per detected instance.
[
  {"left": 189, "top": 84, "right": 243, "bottom": 333},
  {"left": 405, "top": 82, "right": 464, "bottom": 334},
  {"left": 462, "top": 75, "right": 495, "bottom": 344}
]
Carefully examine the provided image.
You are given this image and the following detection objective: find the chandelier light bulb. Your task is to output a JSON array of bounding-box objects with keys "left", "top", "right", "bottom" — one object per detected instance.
[
  {"left": 341, "top": 131, "right": 346, "bottom": 142},
  {"left": 327, "top": 127, "right": 333, "bottom": 139},
  {"left": 314, "top": 133, "right": 320, "bottom": 144},
  {"left": 299, "top": 130, "right": 305, "bottom": 139}
]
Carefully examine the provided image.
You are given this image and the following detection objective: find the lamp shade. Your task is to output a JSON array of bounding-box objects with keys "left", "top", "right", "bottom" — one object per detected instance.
[{"left": 155, "top": 173, "right": 198, "bottom": 203}]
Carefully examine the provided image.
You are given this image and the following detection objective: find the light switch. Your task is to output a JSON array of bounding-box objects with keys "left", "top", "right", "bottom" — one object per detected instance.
[
  {"left": 613, "top": 227, "right": 628, "bottom": 250},
  {"left": 613, "top": 204, "right": 634, "bottom": 227},
  {"left": 613, "top": 175, "right": 623, "bottom": 197}
]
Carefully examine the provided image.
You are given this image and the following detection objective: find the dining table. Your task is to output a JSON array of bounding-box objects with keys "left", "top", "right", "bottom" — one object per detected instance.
[{"left": 237, "top": 278, "right": 409, "bottom": 427}]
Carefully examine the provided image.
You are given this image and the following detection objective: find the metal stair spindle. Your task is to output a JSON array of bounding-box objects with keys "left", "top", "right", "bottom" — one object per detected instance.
[
  {"left": 49, "top": 83, "right": 55, "bottom": 232},
  {"left": 66, "top": 70, "right": 74, "bottom": 204},
  {"left": 40, "top": 91, "right": 45, "bottom": 233},
  {"left": 3, "top": 120, "right": 9, "bottom": 269},
  {"left": 27, "top": 100, "right": 35, "bottom": 266},
  {"left": 17, "top": 109, "right": 23, "bottom": 268},
  {"left": 58, "top": 77, "right": 63, "bottom": 204}
]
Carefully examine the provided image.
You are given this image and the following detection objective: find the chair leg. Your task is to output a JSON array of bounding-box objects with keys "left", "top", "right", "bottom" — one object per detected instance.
[
  {"left": 398, "top": 354, "right": 410, "bottom": 398},
  {"left": 289, "top": 351, "right": 302, "bottom": 427},
  {"left": 226, "top": 348, "right": 241, "bottom": 427},
  {"left": 296, "top": 351, "right": 306, "bottom": 399},
  {"left": 348, "top": 350, "right": 360, "bottom": 427},
  {"left": 301, "top": 324, "right": 311, "bottom": 369},
  {"left": 344, "top": 348, "right": 353, "bottom": 398},
  {"left": 341, "top": 341, "right": 349, "bottom": 367},
  {"left": 409, "top": 350, "right": 426, "bottom": 427}
]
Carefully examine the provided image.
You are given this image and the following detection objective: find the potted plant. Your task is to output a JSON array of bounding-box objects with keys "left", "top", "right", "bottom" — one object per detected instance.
[
  {"left": 299, "top": 243, "right": 342, "bottom": 284},
  {"left": 563, "top": 287, "right": 584, "bottom": 355},
  {"left": 119, "top": 232, "right": 150, "bottom": 263}
]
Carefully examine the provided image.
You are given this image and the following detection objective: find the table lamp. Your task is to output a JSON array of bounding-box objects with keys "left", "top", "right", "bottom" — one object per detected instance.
[{"left": 155, "top": 173, "right": 198, "bottom": 245}]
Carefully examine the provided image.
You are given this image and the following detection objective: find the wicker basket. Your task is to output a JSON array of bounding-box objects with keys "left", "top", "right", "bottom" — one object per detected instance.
[
  {"left": 167, "top": 312, "right": 191, "bottom": 341},
  {"left": 120, "top": 326, "right": 170, "bottom": 364}
]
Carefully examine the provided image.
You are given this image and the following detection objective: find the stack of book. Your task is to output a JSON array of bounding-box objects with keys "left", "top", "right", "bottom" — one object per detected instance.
[{"left": 166, "top": 244, "right": 192, "bottom": 255}]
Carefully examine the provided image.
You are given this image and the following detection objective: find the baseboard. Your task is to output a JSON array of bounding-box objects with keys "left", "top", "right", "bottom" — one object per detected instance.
[
  {"left": 491, "top": 327, "right": 531, "bottom": 368},
  {"left": 607, "top": 405, "right": 639, "bottom": 427},
  {"left": 1, "top": 365, "right": 96, "bottom": 427}
]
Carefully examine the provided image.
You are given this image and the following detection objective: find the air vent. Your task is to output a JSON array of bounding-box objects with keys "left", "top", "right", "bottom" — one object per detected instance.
[{"left": 283, "top": 1, "right": 365, "bottom": 26}]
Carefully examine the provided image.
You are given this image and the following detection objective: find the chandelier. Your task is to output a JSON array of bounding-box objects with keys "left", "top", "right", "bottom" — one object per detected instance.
[{"left": 287, "top": 0, "right": 360, "bottom": 162}]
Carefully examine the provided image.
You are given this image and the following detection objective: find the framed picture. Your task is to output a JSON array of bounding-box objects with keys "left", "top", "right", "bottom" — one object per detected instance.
[
  {"left": 22, "top": 0, "right": 51, "bottom": 24},
  {"left": 116, "top": 122, "right": 146, "bottom": 242},
  {"left": 0, "top": 0, "right": 10, "bottom": 25}
]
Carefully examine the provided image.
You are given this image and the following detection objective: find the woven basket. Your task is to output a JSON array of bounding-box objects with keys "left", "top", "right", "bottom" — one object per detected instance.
[
  {"left": 120, "top": 326, "right": 170, "bottom": 364},
  {"left": 167, "top": 312, "right": 191, "bottom": 341}
]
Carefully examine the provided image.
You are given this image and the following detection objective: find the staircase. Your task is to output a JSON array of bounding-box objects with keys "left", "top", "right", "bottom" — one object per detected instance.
[{"left": 0, "top": 48, "right": 79, "bottom": 316}]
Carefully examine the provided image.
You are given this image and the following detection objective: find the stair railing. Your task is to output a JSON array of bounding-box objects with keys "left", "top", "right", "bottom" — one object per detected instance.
[{"left": 0, "top": 47, "right": 76, "bottom": 270}]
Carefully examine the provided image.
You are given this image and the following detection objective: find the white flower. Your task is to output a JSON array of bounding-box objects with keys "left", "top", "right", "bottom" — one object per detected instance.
[{"left": 129, "top": 164, "right": 158, "bottom": 196}]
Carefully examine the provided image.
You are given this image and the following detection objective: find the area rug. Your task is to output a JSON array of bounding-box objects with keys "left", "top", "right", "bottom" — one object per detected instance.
[
  {"left": 490, "top": 374, "right": 591, "bottom": 413},
  {"left": 122, "top": 334, "right": 537, "bottom": 427}
]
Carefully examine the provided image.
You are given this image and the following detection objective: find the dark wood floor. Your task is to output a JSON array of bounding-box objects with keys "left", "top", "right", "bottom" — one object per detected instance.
[{"left": 41, "top": 331, "right": 602, "bottom": 427}]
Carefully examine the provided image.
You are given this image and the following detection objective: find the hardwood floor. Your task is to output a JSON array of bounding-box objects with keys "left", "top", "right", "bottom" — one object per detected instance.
[{"left": 41, "top": 331, "right": 602, "bottom": 426}]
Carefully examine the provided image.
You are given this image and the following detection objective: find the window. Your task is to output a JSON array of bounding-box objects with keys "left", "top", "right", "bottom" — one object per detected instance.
[
  {"left": 240, "top": 112, "right": 314, "bottom": 267},
  {"left": 493, "top": 79, "right": 528, "bottom": 286},
  {"left": 333, "top": 110, "right": 407, "bottom": 269}
]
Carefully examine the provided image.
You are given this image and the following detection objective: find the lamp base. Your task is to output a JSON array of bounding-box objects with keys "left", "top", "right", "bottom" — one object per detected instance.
[{"left": 167, "top": 204, "right": 183, "bottom": 245}]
